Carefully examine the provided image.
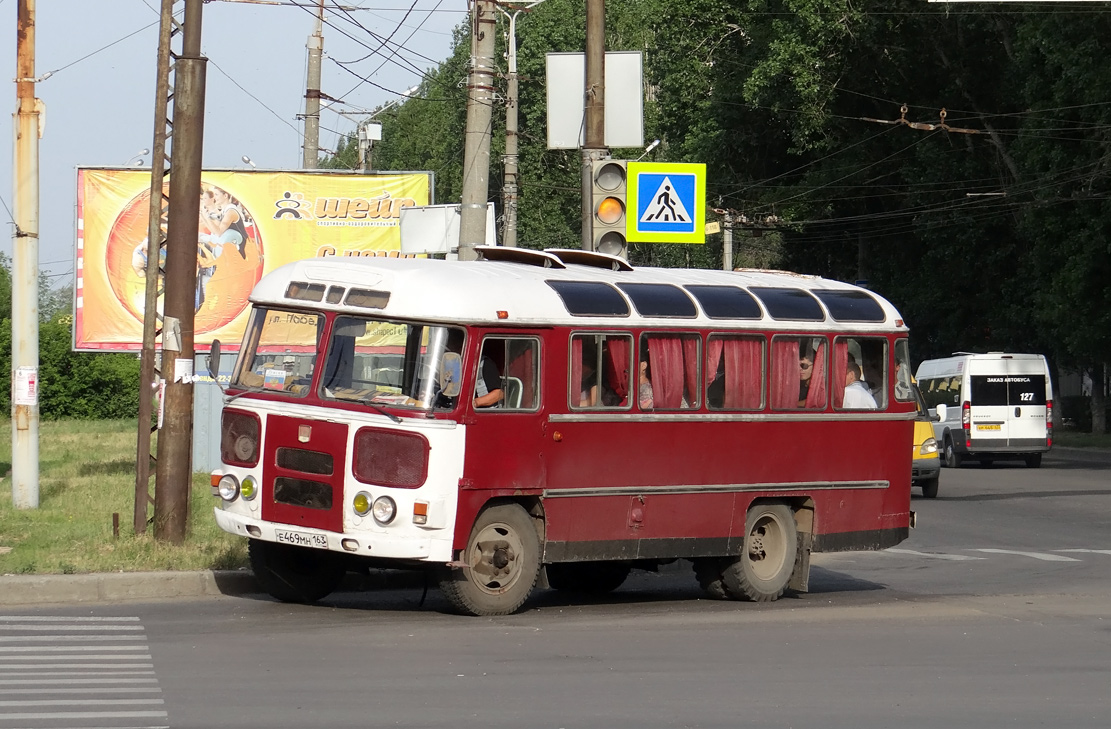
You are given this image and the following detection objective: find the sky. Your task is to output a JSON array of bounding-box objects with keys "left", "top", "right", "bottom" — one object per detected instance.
[{"left": 0, "top": 0, "right": 467, "bottom": 284}]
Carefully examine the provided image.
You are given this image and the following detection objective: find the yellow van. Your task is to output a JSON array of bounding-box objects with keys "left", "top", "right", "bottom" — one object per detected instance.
[{"left": 911, "top": 382, "right": 940, "bottom": 498}]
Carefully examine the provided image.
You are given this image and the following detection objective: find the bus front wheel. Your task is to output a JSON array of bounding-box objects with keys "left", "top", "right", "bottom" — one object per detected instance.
[
  {"left": 439, "top": 503, "right": 541, "bottom": 616},
  {"left": 723, "top": 504, "right": 798, "bottom": 602},
  {"left": 248, "top": 539, "right": 345, "bottom": 604},
  {"left": 943, "top": 436, "right": 963, "bottom": 468}
]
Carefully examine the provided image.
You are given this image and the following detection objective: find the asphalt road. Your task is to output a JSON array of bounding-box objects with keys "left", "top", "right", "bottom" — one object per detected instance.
[{"left": 3, "top": 449, "right": 1109, "bottom": 729}]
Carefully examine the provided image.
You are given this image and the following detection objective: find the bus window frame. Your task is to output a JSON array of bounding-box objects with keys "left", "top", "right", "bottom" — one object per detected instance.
[
  {"left": 704, "top": 332, "right": 767, "bottom": 412},
  {"left": 473, "top": 335, "right": 542, "bottom": 413},
  {"left": 637, "top": 330, "right": 702, "bottom": 411}
]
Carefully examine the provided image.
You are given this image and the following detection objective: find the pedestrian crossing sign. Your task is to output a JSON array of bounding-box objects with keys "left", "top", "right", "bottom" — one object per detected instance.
[{"left": 627, "top": 162, "right": 706, "bottom": 244}]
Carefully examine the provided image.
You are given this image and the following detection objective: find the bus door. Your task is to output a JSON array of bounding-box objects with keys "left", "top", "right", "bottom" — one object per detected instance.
[{"left": 462, "top": 334, "right": 546, "bottom": 493}]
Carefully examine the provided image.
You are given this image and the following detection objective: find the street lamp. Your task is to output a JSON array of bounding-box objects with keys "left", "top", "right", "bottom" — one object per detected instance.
[
  {"left": 358, "top": 85, "right": 418, "bottom": 172},
  {"left": 125, "top": 148, "right": 150, "bottom": 166},
  {"left": 241, "top": 155, "right": 257, "bottom": 169}
]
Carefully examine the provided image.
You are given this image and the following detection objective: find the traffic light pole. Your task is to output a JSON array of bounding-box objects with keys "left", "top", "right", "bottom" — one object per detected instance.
[{"left": 580, "top": 0, "right": 607, "bottom": 251}]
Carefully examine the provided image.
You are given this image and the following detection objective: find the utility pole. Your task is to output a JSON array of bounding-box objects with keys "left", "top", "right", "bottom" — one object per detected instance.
[
  {"left": 722, "top": 212, "right": 733, "bottom": 271},
  {"left": 458, "top": 0, "right": 497, "bottom": 259},
  {"left": 134, "top": 0, "right": 181, "bottom": 535},
  {"left": 11, "top": 0, "right": 41, "bottom": 509},
  {"left": 499, "top": 1, "right": 546, "bottom": 248},
  {"left": 302, "top": 0, "right": 324, "bottom": 169},
  {"left": 580, "top": 0, "right": 607, "bottom": 251},
  {"left": 153, "top": 0, "right": 206, "bottom": 544}
]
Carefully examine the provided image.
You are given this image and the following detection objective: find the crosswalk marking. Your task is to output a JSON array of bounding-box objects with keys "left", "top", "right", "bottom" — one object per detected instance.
[
  {"left": 0, "top": 616, "right": 169, "bottom": 728},
  {"left": 885, "top": 548, "right": 985, "bottom": 561},
  {"left": 972, "top": 549, "right": 1081, "bottom": 562}
]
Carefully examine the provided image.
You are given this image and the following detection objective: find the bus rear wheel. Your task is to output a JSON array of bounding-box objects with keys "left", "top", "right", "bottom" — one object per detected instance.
[
  {"left": 546, "top": 562, "right": 631, "bottom": 594},
  {"left": 723, "top": 504, "right": 798, "bottom": 602},
  {"left": 439, "top": 503, "right": 540, "bottom": 616},
  {"left": 248, "top": 539, "right": 345, "bottom": 604}
]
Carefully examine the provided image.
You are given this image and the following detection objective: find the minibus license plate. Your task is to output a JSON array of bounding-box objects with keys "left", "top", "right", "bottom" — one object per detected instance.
[
  {"left": 977, "top": 424, "right": 1001, "bottom": 431},
  {"left": 274, "top": 530, "right": 328, "bottom": 549}
]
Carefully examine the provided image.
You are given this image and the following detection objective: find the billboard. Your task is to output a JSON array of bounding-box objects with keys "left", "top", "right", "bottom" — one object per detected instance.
[{"left": 74, "top": 168, "right": 432, "bottom": 352}]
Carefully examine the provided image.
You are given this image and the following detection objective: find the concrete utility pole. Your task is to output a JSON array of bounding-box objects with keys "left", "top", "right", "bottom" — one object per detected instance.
[
  {"left": 580, "top": 0, "right": 607, "bottom": 251},
  {"left": 499, "top": 1, "right": 547, "bottom": 248},
  {"left": 458, "top": 0, "right": 497, "bottom": 259},
  {"left": 302, "top": 0, "right": 324, "bottom": 169},
  {"left": 11, "top": 0, "right": 41, "bottom": 509},
  {"left": 134, "top": 0, "right": 181, "bottom": 535},
  {"left": 722, "top": 212, "right": 733, "bottom": 271},
  {"left": 154, "top": 0, "right": 206, "bottom": 544}
]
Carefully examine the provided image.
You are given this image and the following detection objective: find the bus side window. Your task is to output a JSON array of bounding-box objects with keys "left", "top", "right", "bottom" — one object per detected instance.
[
  {"left": 770, "top": 335, "right": 827, "bottom": 409},
  {"left": 475, "top": 337, "right": 539, "bottom": 410},
  {"left": 639, "top": 333, "right": 700, "bottom": 410},
  {"left": 833, "top": 336, "right": 886, "bottom": 410},
  {"left": 570, "top": 333, "right": 631, "bottom": 409},
  {"left": 706, "top": 334, "right": 764, "bottom": 410}
]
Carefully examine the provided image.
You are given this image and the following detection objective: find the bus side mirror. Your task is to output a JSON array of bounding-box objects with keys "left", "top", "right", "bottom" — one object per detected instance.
[
  {"left": 208, "top": 339, "right": 222, "bottom": 380},
  {"left": 439, "top": 352, "right": 462, "bottom": 397},
  {"left": 935, "top": 403, "right": 947, "bottom": 421}
]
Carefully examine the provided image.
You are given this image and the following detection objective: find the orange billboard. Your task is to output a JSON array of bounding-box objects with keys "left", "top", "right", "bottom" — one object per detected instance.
[{"left": 75, "top": 168, "right": 432, "bottom": 351}]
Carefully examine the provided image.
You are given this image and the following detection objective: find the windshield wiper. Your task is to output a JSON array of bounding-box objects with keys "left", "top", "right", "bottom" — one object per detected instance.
[{"left": 357, "top": 392, "right": 403, "bottom": 424}]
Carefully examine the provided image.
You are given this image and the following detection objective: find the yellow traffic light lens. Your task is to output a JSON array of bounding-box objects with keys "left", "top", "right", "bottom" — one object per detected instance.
[{"left": 596, "top": 196, "right": 625, "bottom": 225}]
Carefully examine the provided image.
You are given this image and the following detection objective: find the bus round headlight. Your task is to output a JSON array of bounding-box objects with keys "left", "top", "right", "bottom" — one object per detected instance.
[
  {"left": 240, "top": 476, "right": 258, "bottom": 501},
  {"left": 372, "top": 496, "right": 397, "bottom": 525},
  {"left": 353, "top": 491, "right": 372, "bottom": 516},
  {"left": 217, "top": 474, "right": 240, "bottom": 501}
]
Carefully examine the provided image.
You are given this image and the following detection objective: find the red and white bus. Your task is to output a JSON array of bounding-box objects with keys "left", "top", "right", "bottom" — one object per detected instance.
[{"left": 210, "top": 247, "right": 916, "bottom": 616}]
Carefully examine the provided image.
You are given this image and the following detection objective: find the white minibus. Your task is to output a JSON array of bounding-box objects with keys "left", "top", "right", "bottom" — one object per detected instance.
[{"left": 915, "top": 352, "right": 1052, "bottom": 468}]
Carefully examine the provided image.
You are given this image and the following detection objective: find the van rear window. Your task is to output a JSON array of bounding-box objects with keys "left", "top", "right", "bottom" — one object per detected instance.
[{"left": 970, "top": 375, "right": 1046, "bottom": 406}]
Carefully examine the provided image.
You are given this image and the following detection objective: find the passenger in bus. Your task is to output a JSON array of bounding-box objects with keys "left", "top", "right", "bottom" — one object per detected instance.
[
  {"left": 473, "top": 346, "right": 505, "bottom": 409},
  {"left": 638, "top": 359, "right": 654, "bottom": 410},
  {"left": 580, "top": 359, "right": 600, "bottom": 407},
  {"left": 843, "top": 361, "right": 878, "bottom": 409},
  {"left": 798, "top": 351, "right": 815, "bottom": 407}
]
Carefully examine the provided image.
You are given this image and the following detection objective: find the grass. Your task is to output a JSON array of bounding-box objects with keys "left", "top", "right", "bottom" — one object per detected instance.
[
  {"left": 0, "top": 419, "right": 247, "bottom": 576},
  {"left": 1054, "top": 430, "right": 1111, "bottom": 449}
]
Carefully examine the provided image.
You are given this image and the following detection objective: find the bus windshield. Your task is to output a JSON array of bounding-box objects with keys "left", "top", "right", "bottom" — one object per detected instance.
[{"left": 234, "top": 308, "right": 465, "bottom": 410}]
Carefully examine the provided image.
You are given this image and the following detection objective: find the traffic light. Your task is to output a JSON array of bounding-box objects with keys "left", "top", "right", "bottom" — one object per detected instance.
[{"left": 591, "top": 159, "right": 628, "bottom": 258}]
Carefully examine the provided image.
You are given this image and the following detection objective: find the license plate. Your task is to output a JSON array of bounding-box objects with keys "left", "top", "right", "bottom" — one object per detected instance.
[
  {"left": 977, "top": 424, "right": 1001, "bottom": 431},
  {"left": 274, "top": 529, "right": 328, "bottom": 549}
]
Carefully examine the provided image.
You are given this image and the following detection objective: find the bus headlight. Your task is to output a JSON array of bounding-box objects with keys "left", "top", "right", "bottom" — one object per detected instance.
[
  {"left": 353, "top": 491, "right": 372, "bottom": 516},
  {"left": 920, "top": 437, "right": 938, "bottom": 456},
  {"left": 217, "top": 474, "right": 240, "bottom": 502},
  {"left": 240, "top": 476, "right": 258, "bottom": 501},
  {"left": 372, "top": 496, "right": 397, "bottom": 525}
]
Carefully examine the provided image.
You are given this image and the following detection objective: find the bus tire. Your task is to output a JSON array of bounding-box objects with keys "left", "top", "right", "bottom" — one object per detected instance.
[
  {"left": 723, "top": 504, "right": 798, "bottom": 602},
  {"left": 1025, "top": 454, "right": 1042, "bottom": 468},
  {"left": 692, "top": 558, "right": 731, "bottom": 600},
  {"left": 920, "top": 478, "right": 939, "bottom": 499},
  {"left": 943, "top": 435, "right": 963, "bottom": 468},
  {"left": 439, "top": 503, "right": 540, "bottom": 616},
  {"left": 546, "top": 562, "right": 631, "bottom": 594},
  {"left": 248, "top": 539, "right": 345, "bottom": 604}
]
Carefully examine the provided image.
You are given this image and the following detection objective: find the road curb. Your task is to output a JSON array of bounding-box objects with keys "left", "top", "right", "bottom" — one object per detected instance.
[{"left": 0, "top": 568, "right": 433, "bottom": 607}]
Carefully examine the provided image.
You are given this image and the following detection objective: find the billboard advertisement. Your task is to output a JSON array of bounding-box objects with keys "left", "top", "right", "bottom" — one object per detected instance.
[{"left": 74, "top": 168, "right": 432, "bottom": 351}]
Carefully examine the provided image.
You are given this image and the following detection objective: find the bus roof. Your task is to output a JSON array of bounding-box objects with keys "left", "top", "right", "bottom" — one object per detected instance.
[{"left": 250, "top": 251, "right": 908, "bottom": 332}]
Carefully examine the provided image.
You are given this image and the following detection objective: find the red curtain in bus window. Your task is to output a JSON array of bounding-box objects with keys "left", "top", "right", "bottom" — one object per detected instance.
[
  {"left": 647, "top": 336, "right": 684, "bottom": 409},
  {"left": 571, "top": 336, "right": 584, "bottom": 406},
  {"left": 724, "top": 337, "right": 762, "bottom": 409},
  {"left": 682, "top": 337, "right": 699, "bottom": 406},
  {"left": 805, "top": 340, "right": 828, "bottom": 409},
  {"left": 508, "top": 345, "right": 535, "bottom": 407},
  {"left": 832, "top": 339, "right": 849, "bottom": 408},
  {"left": 770, "top": 339, "right": 800, "bottom": 409},
  {"left": 603, "top": 336, "right": 630, "bottom": 403},
  {"left": 706, "top": 338, "right": 724, "bottom": 391}
]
